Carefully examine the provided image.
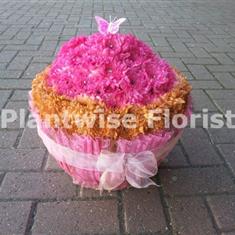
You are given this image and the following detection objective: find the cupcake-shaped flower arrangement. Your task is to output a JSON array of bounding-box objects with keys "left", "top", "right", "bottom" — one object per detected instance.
[{"left": 30, "top": 16, "right": 192, "bottom": 190}]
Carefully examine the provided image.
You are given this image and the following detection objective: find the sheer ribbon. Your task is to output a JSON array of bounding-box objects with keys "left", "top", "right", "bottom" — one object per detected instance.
[{"left": 37, "top": 125, "right": 181, "bottom": 190}]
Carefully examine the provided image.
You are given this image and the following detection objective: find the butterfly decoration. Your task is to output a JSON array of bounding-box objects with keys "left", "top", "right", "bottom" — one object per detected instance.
[{"left": 95, "top": 16, "right": 126, "bottom": 35}]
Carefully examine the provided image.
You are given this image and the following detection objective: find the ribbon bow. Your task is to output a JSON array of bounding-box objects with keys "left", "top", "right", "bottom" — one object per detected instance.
[
  {"left": 97, "top": 151, "right": 158, "bottom": 191},
  {"left": 37, "top": 124, "right": 158, "bottom": 191}
]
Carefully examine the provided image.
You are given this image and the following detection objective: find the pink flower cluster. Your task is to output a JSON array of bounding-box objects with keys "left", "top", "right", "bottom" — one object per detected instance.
[{"left": 47, "top": 33, "right": 176, "bottom": 107}]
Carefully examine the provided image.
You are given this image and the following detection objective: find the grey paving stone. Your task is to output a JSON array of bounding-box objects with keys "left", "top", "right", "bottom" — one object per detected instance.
[
  {"left": 45, "top": 154, "right": 62, "bottom": 171},
  {"left": 168, "top": 41, "right": 189, "bottom": 52},
  {"left": 160, "top": 166, "right": 235, "bottom": 196},
  {"left": 164, "top": 57, "right": 188, "bottom": 71},
  {"left": 204, "top": 45, "right": 234, "bottom": 53},
  {"left": 221, "top": 232, "right": 235, "bottom": 235},
  {"left": 182, "top": 57, "right": 218, "bottom": 65},
  {"left": 187, "top": 65, "right": 214, "bottom": 80},
  {"left": 16, "top": 31, "right": 31, "bottom": 40},
  {"left": 207, "top": 127, "right": 235, "bottom": 144},
  {"left": 154, "top": 46, "right": 174, "bottom": 53},
  {"left": 26, "top": 35, "right": 45, "bottom": 45},
  {"left": 0, "top": 50, "right": 17, "bottom": 63},
  {"left": 213, "top": 73, "right": 235, "bottom": 88},
  {"left": 207, "top": 195, "right": 235, "bottom": 231},
  {"left": 174, "top": 30, "right": 192, "bottom": 38},
  {"left": 167, "top": 197, "right": 216, "bottom": 235},
  {"left": 218, "top": 144, "right": 235, "bottom": 176},
  {"left": 190, "top": 34, "right": 209, "bottom": 43},
  {"left": 18, "top": 126, "right": 45, "bottom": 148},
  {"left": 191, "top": 90, "right": 218, "bottom": 112},
  {"left": 11, "top": 90, "right": 30, "bottom": 101},
  {"left": 228, "top": 53, "right": 235, "bottom": 60},
  {"left": 161, "top": 145, "right": 189, "bottom": 167},
  {"left": 39, "top": 40, "right": 58, "bottom": 52},
  {"left": 181, "top": 128, "right": 222, "bottom": 165},
  {"left": 207, "top": 65, "right": 235, "bottom": 73},
  {"left": 123, "top": 187, "right": 168, "bottom": 234},
  {"left": 32, "top": 56, "right": 53, "bottom": 63},
  {"left": 0, "top": 28, "right": 19, "bottom": 39},
  {"left": 5, "top": 44, "right": 38, "bottom": 51},
  {"left": 189, "top": 47, "right": 211, "bottom": 58},
  {"left": 0, "top": 172, "right": 76, "bottom": 199},
  {"left": 7, "top": 55, "right": 32, "bottom": 71},
  {"left": 0, "top": 70, "right": 22, "bottom": 79},
  {"left": 0, "top": 149, "right": 45, "bottom": 171},
  {"left": 0, "top": 63, "right": 6, "bottom": 70},
  {"left": 0, "top": 90, "right": 11, "bottom": 109},
  {"left": 212, "top": 53, "right": 235, "bottom": 65},
  {"left": 78, "top": 186, "right": 117, "bottom": 198},
  {"left": 0, "top": 79, "right": 31, "bottom": 89},
  {"left": 160, "top": 51, "right": 194, "bottom": 58},
  {"left": 37, "top": 21, "right": 52, "bottom": 29},
  {"left": 190, "top": 80, "right": 222, "bottom": 89},
  {"left": 0, "top": 201, "right": 32, "bottom": 235},
  {"left": 19, "top": 50, "right": 54, "bottom": 57},
  {"left": 62, "top": 27, "right": 77, "bottom": 36},
  {"left": 214, "top": 99, "right": 235, "bottom": 113},
  {"left": 0, "top": 130, "right": 19, "bottom": 148},
  {"left": 23, "top": 63, "right": 48, "bottom": 78},
  {"left": 4, "top": 101, "right": 29, "bottom": 129},
  {"left": 207, "top": 90, "right": 235, "bottom": 100},
  {"left": 149, "top": 35, "right": 170, "bottom": 47},
  {"left": 32, "top": 200, "right": 119, "bottom": 235}
]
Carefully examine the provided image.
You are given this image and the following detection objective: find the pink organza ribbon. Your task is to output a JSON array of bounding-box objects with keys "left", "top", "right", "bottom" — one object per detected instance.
[
  {"left": 97, "top": 151, "right": 158, "bottom": 190},
  {"left": 37, "top": 125, "right": 159, "bottom": 190},
  {"left": 37, "top": 125, "right": 182, "bottom": 190}
]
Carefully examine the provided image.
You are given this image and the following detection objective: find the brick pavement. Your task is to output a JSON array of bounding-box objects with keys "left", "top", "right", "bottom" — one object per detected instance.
[{"left": 0, "top": 0, "right": 235, "bottom": 235}]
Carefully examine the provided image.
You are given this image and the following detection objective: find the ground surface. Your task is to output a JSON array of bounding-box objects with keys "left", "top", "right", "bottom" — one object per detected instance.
[{"left": 0, "top": 0, "right": 235, "bottom": 235}]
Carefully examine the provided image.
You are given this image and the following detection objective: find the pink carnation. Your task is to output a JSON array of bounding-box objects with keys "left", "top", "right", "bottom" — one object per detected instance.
[{"left": 47, "top": 33, "right": 176, "bottom": 107}]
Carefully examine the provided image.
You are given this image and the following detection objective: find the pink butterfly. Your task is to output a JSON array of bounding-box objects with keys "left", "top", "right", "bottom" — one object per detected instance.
[{"left": 95, "top": 16, "right": 126, "bottom": 35}]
